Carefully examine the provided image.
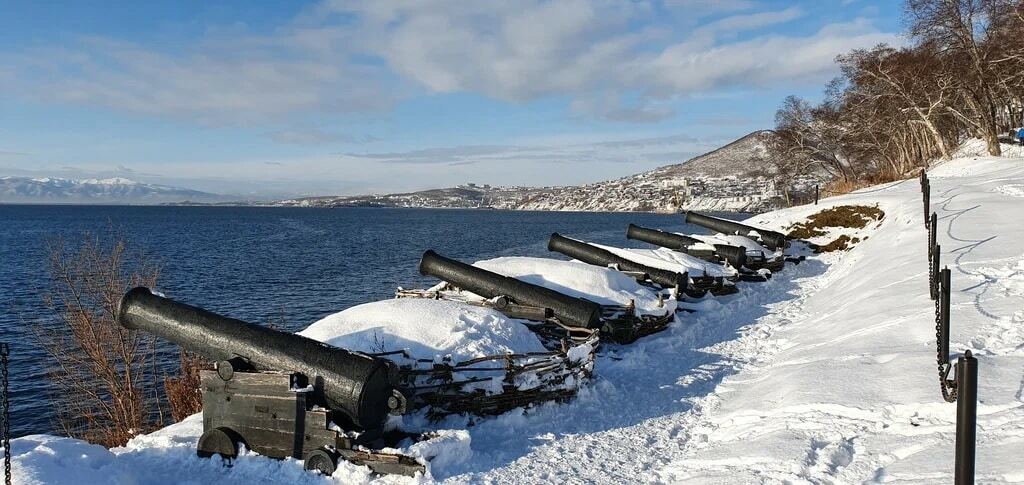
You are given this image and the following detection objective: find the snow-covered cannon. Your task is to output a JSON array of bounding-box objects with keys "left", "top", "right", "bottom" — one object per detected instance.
[
  {"left": 626, "top": 224, "right": 748, "bottom": 269},
  {"left": 684, "top": 211, "right": 788, "bottom": 251},
  {"left": 547, "top": 232, "right": 686, "bottom": 290},
  {"left": 419, "top": 249, "right": 603, "bottom": 329},
  {"left": 116, "top": 288, "right": 423, "bottom": 476}
]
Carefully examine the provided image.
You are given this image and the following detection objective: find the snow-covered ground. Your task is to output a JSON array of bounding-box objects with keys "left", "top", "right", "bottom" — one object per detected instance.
[
  {"left": 473, "top": 256, "right": 676, "bottom": 314},
  {"left": 7, "top": 143, "right": 1024, "bottom": 484}
]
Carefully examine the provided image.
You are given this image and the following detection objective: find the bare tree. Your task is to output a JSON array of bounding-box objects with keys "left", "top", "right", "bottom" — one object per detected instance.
[
  {"left": 905, "top": 0, "right": 1019, "bottom": 155},
  {"left": 769, "top": 96, "right": 851, "bottom": 183},
  {"left": 839, "top": 44, "right": 958, "bottom": 161},
  {"left": 37, "top": 231, "right": 164, "bottom": 447}
]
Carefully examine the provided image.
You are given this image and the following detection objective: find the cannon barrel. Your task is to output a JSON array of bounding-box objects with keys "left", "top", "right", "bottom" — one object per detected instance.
[
  {"left": 626, "top": 224, "right": 699, "bottom": 250},
  {"left": 418, "top": 250, "right": 602, "bottom": 329},
  {"left": 116, "top": 287, "right": 401, "bottom": 430},
  {"left": 626, "top": 224, "right": 748, "bottom": 268},
  {"left": 547, "top": 233, "right": 685, "bottom": 289},
  {"left": 683, "top": 211, "right": 788, "bottom": 251}
]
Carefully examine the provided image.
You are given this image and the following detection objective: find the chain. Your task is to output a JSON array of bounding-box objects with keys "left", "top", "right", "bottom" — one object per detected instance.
[
  {"left": 934, "top": 283, "right": 957, "bottom": 403},
  {"left": 1, "top": 343, "right": 10, "bottom": 485}
]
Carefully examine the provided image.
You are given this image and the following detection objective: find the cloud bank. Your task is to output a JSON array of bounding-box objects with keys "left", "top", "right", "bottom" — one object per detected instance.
[{"left": 3, "top": 1, "right": 900, "bottom": 125}]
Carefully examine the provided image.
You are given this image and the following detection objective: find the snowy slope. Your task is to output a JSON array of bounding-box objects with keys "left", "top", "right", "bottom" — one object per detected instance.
[{"left": 6, "top": 143, "right": 1024, "bottom": 484}]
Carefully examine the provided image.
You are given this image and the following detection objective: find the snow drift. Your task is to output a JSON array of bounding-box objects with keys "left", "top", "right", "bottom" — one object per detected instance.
[
  {"left": 472, "top": 256, "right": 675, "bottom": 314},
  {"left": 299, "top": 298, "right": 549, "bottom": 363}
]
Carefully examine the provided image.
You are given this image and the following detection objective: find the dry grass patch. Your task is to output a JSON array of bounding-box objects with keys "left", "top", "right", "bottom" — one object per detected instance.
[
  {"left": 788, "top": 205, "right": 884, "bottom": 252},
  {"left": 816, "top": 235, "right": 862, "bottom": 252}
]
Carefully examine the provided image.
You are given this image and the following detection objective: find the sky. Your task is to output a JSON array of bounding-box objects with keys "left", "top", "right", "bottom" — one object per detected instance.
[{"left": 0, "top": 0, "right": 904, "bottom": 198}]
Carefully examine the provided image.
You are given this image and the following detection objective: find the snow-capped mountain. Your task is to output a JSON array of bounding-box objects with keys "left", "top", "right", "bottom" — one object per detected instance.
[
  {"left": 277, "top": 131, "right": 824, "bottom": 213},
  {"left": 0, "top": 176, "right": 229, "bottom": 204}
]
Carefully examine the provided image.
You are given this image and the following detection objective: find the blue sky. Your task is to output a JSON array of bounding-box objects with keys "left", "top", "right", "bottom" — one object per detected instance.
[{"left": 0, "top": 0, "right": 904, "bottom": 198}]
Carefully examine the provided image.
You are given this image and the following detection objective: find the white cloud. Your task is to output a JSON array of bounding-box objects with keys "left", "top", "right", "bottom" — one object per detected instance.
[
  {"left": 2, "top": 1, "right": 899, "bottom": 124},
  {"left": 267, "top": 128, "right": 378, "bottom": 145}
]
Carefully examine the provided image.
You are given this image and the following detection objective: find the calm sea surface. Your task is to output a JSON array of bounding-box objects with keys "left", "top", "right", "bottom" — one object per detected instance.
[{"left": 0, "top": 205, "right": 741, "bottom": 437}]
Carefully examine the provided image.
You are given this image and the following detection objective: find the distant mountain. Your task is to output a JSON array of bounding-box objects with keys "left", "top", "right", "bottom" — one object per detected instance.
[
  {"left": 514, "top": 130, "right": 794, "bottom": 212},
  {"left": 276, "top": 130, "right": 822, "bottom": 213},
  {"left": 649, "top": 130, "right": 776, "bottom": 178},
  {"left": 0, "top": 176, "right": 230, "bottom": 204}
]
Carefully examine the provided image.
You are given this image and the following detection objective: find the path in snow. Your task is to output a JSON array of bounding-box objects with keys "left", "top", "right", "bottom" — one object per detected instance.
[{"left": 652, "top": 151, "right": 1024, "bottom": 484}]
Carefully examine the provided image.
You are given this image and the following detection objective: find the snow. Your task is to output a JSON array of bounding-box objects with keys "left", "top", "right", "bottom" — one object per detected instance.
[
  {"left": 472, "top": 256, "right": 675, "bottom": 314},
  {"left": 7, "top": 142, "right": 1024, "bottom": 484},
  {"left": 299, "top": 298, "right": 547, "bottom": 363},
  {"left": 691, "top": 233, "right": 780, "bottom": 257},
  {"left": 79, "top": 177, "right": 139, "bottom": 185},
  {"left": 589, "top": 242, "right": 737, "bottom": 278}
]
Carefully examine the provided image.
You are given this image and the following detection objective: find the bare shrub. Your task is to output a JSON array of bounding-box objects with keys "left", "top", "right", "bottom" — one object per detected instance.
[
  {"left": 163, "top": 350, "right": 207, "bottom": 422},
  {"left": 36, "top": 231, "right": 163, "bottom": 447}
]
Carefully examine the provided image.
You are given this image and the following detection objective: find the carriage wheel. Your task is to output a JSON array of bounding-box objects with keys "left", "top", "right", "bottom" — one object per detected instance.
[
  {"left": 304, "top": 448, "right": 340, "bottom": 476},
  {"left": 197, "top": 427, "right": 243, "bottom": 461}
]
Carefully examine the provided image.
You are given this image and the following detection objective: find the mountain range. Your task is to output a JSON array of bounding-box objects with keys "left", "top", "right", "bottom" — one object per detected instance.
[{"left": 0, "top": 176, "right": 230, "bottom": 204}]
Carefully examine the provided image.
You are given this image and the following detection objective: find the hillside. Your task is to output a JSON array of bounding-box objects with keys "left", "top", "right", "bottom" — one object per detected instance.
[
  {"left": 0, "top": 176, "right": 229, "bottom": 204},
  {"left": 10, "top": 141, "right": 1022, "bottom": 483},
  {"left": 278, "top": 131, "right": 820, "bottom": 213}
]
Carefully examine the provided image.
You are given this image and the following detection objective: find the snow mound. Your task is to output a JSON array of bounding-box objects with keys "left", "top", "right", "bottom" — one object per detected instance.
[
  {"left": 8, "top": 415, "right": 471, "bottom": 484},
  {"left": 473, "top": 256, "right": 674, "bottom": 314},
  {"left": 952, "top": 137, "right": 1024, "bottom": 159},
  {"left": 691, "top": 233, "right": 778, "bottom": 257},
  {"left": 591, "top": 243, "right": 736, "bottom": 278},
  {"left": 299, "top": 298, "right": 547, "bottom": 363}
]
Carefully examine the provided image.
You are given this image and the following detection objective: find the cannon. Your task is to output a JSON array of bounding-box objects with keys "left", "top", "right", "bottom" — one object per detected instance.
[
  {"left": 547, "top": 233, "right": 685, "bottom": 290},
  {"left": 116, "top": 288, "right": 424, "bottom": 477},
  {"left": 548, "top": 233, "right": 739, "bottom": 297},
  {"left": 626, "top": 224, "right": 748, "bottom": 269},
  {"left": 683, "top": 211, "right": 788, "bottom": 251},
  {"left": 419, "top": 250, "right": 602, "bottom": 329}
]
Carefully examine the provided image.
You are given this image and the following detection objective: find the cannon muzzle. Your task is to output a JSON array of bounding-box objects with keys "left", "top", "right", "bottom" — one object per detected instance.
[
  {"left": 418, "top": 250, "right": 602, "bottom": 329},
  {"left": 683, "top": 211, "right": 788, "bottom": 251},
  {"left": 547, "top": 233, "right": 685, "bottom": 290},
  {"left": 117, "top": 287, "right": 403, "bottom": 430}
]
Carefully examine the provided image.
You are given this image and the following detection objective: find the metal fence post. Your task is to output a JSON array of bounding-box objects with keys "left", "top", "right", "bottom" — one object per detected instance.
[
  {"left": 940, "top": 268, "right": 951, "bottom": 364},
  {"left": 814, "top": 185, "right": 819, "bottom": 205},
  {"left": 931, "top": 245, "right": 941, "bottom": 301},
  {"left": 954, "top": 350, "right": 978, "bottom": 485},
  {"left": 924, "top": 183, "right": 931, "bottom": 228},
  {"left": 929, "top": 213, "right": 937, "bottom": 253}
]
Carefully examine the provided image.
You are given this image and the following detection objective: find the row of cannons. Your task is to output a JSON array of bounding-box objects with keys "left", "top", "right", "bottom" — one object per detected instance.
[{"left": 114, "top": 211, "right": 798, "bottom": 477}]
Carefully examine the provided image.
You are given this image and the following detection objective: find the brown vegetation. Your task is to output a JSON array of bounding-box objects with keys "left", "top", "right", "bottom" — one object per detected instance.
[
  {"left": 768, "top": 0, "right": 1024, "bottom": 192},
  {"left": 816, "top": 235, "right": 863, "bottom": 253},
  {"left": 788, "top": 205, "right": 884, "bottom": 252},
  {"left": 37, "top": 232, "right": 164, "bottom": 447},
  {"left": 37, "top": 231, "right": 206, "bottom": 447},
  {"left": 163, "top": 350, "right": 207, "bottom": 422}
]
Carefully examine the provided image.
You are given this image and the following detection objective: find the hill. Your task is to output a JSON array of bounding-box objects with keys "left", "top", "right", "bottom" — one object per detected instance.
[{"left": 278, "top": 131, "right": 820, "bottom": 213}]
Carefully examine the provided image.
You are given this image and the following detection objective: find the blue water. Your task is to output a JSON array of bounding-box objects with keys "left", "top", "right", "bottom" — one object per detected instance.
[{"left": 0, "top": 205, "right": 740, "bottom": 437}]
